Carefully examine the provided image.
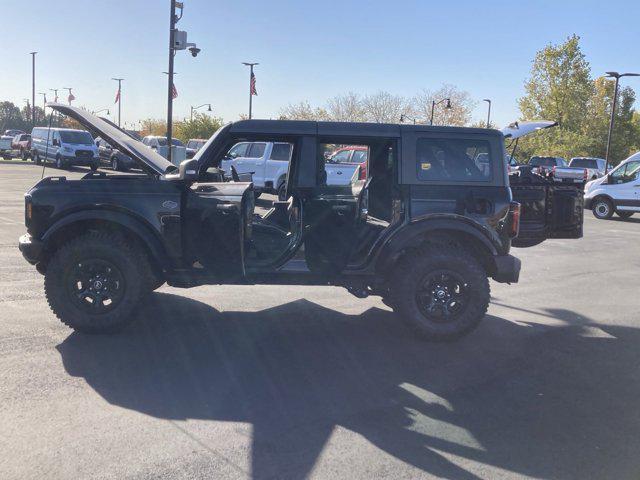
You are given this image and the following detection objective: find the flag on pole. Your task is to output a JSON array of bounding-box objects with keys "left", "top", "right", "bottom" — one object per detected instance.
[
  {"left": 250, "top": 71, "right": 257, "bottom": 96},
  {"left": 68, "top": 91, "right": 75, "bottom": 103},
  {"left": 114, "top": 87, "right": 120, "bottom": 104},
  {"left": 171, "top": 83, "right": 178, "bottom": 99}
]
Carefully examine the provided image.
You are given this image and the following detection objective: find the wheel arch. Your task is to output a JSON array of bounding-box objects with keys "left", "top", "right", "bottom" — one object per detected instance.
[
  {"left": 41, "top": 210, "right": 168, "bottom": 275},
  {"left": 376, "top": 219, "right": 500, "bottom": 277}
]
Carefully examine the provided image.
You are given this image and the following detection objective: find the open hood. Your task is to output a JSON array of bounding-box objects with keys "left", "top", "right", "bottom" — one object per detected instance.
[
  {"left": 45, "top": 103, "right": 176, "bottom": 175},
  {"left": 501, "top": 120, "right": 558, "bottom": 139}
]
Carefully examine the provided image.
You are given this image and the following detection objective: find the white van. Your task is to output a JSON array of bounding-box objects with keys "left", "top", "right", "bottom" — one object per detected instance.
[
  {"left": 584, "top": 152, "right": 640, "bottom": 219},
  {"left": 31, "top": 127, "right": 99, "bottom": 170}
]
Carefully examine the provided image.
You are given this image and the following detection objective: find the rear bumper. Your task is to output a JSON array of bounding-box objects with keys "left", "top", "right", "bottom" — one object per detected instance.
[
  {"left": 18, "top": 233, "right": 43, "bottom": 265},
  {"left": 492, "top": 254, "right": 521, "bottom": 284}
]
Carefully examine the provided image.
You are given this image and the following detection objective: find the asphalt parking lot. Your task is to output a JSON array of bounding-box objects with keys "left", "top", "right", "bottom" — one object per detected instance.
[{"left": 1, "top": 161, "right": 639, "bottom": 479}]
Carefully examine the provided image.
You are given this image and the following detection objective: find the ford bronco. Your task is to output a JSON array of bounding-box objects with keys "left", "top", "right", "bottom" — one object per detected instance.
[{"left": 19, "top": 105, "right": 583, "bottom": 340}]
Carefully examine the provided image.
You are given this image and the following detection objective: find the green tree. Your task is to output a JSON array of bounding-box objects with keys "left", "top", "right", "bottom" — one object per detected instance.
[
  {"left": 517, "top": 35, "right": 595, "bottom": 160},
  {"left": 0, "top": 101, "right": 27, "bottom": 133},
  {"left": 174, "top": 113, "right": 224, "bottom": 142}
]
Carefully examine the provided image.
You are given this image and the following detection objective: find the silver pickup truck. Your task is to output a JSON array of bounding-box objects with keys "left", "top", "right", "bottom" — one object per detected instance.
[{"left": 551, "top": 157, "right": 609, "bottom": 184}]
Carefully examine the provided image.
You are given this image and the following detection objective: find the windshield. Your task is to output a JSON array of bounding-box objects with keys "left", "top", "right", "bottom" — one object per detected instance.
[
  {"left": 570, "top": 158, "right": 599, "bottom": 169},
  {"left": 529, "top": 157, "right": 556, "bottom": 167},
  {"left": 59, "top": 131, "right": 94, "bottom": 145}
]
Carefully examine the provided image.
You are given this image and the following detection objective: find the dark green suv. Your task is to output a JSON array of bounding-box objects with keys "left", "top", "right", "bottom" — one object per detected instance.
[{"left": 19, "top": 106, "right": 583, "bottom": 340}]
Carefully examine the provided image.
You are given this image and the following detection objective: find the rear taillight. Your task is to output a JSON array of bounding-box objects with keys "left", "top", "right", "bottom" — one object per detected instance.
[
  {"left": 508, "top": 201, "right": 521, "bottom": 238},
  {"left": 583, "top": 168, "right": 588, "bottom": 181},
  {"left": 358, "top": 164, "right": 367, "bottom": 180}
]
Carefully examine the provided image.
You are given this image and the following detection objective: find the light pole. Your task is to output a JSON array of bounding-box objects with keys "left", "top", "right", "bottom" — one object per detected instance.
[
  {"left": 93, "top": 108, "right": 110, "bottom": 116},
  {"left": 112, "top": 78, "right": 124, "bottom": 127},
  {"left": 30, "top": 52, "right": 37, "bottom": 128},
  {"left": 49, "top": 88, "right": 59, "bottom": 103},
  {"left": 429, "top": 98, "right": 452, "bottom": 126},
  {"left": 190, "top": 103, "right": 212, "bottom": 121},
  {"left": 242, "top": 62, "right": 259, "bottom": 119},
  {"left": 604, "top": 72, "right": 640, "bottom": 174},
  {"left": 38, "top": 92, "right": 47, "bottom": 111},
  {"left": 483, "top": 99, "right": 492, "bottom": 128}
]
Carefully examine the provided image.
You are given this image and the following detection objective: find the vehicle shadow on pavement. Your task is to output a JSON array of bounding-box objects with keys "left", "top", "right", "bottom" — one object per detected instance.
[{"left": 56, "top": 294, "right": 640, "bottom": 479}]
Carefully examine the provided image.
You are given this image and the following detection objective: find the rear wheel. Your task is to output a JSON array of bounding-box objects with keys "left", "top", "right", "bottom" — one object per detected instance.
[
  {"left": 592, "top": 197, "right": 614, "bottom": 220},
  {"left": 44, "top": 232, "right": 148, "bottom": 333},
  {"left": 277, "top": 179, "right": 287, "bottom": 200},
  {"left": 390, "top": 246, "right": 490, "bottom": 341},
  {"left": 617, "top": 211, "right": 634, "bottom": 219}
]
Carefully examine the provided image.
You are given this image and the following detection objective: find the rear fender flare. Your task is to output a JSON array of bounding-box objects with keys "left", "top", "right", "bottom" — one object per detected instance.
[{"left": 376, "top": 217, "right": 500, "bottom": 275}]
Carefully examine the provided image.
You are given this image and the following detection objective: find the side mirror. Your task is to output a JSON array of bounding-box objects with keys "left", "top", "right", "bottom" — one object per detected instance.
[{"left": 179, "top": 158, "right": 199, "bottom": 182}]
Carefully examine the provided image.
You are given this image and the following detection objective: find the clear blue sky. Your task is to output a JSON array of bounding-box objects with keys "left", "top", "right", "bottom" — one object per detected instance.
[{"left": 2, "top": 0, "right": 640, "bottom": 128}]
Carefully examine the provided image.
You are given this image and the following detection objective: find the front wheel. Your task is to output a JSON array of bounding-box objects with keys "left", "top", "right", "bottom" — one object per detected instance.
[
  {"left": 44, "top": 232, "right": 148, "bottom": 333},
  {"left": 21, "top": 149, "right": 29, "bottom": 161},
  {"left": 111, "top": 156, "right": 119, "bottom": 171},
  {"left": 617, "top": 211, "right": 634, "bottom": 219},
  {"left": 55, "top": 155, "right": 64, "bottom": 169},
  {"left": 592, "top": 197, "right": 614, "bottom": 220},
  {"left": 277, "top": 180, "right": 287, "bottom": 200},
  {"left": 390, "top": 246, "right": 490, "bottom": 341}
]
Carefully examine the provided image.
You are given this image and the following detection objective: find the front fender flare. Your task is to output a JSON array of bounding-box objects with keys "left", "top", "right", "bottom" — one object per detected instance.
[{"left": 41, "top": 209, "right": 168, "bottom": 267}]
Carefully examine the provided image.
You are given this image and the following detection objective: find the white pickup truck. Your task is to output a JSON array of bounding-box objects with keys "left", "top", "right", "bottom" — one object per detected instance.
[
  {"left": 221, "top": 142, "right": 367, "bottom": 198},
  {"left": 550, "top": 157, "right": 609, "bottom": 184}
]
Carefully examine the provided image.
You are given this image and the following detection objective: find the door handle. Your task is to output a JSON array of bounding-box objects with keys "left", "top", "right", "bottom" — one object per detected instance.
[{"left": 336, "top": 171, "right": 343, "bottom": 175}]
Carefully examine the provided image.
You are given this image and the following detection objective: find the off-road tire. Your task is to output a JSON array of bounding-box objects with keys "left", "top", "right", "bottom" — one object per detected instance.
[
  {"left": 44, "top": 232, "right": 148, "bottom": 333},
  {"left": 592, "top": 197, "right": 614, "bottom": 220},
  {"left": 390, "top": 245, "right": 490, "bottom": 341},
  {"left": 617, "top": 211, "right": 634, "bottom": 219}
]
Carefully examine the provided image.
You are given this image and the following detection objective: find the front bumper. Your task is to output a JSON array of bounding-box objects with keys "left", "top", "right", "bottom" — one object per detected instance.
[
  {"left": 19, "top": 233, "right": 43, "bottom": 265},
  {"left": 63, "top": 155, "right": 99, "bottom": 165},
  {"left": 492, "top": 254, "right": 521, "bottom": 284}
]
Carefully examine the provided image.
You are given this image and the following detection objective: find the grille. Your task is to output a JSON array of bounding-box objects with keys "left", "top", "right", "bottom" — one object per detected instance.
[{"left": 75, "top": 150, "right": 93, "bottom": 158}]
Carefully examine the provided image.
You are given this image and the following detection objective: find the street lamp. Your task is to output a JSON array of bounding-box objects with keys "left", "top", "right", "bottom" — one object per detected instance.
[
  {"left": 604, "top": 72, "right": 640, "bottom": 174},
  {"left": 242, "top": 62, "right": 259, "bottom": 119},
  {"left": 483, "top": 99, "right": 492, "bottom": 128},
  {"left": 49, "top": 88, "right": 59, "bottom": 103},
  {"left": 93, "top": 108, "right": 110, "bottom": 116},
  {"left": 429, "top": 98, "right": 452, "bottom": 126},
  {"left": 190, "top": 103, "right": 212, "bottom": 121},
  {"left": 399, "top": 114, "right": 417, "bottom": 124},
  {"left": 112, "top": 78, "right": 124, "bottom": 127},
  {"left": 29, "top": 52, "right": 37, "bottom": 128},
  {"left": 63, "top": 87, "right": 74, "bottom": 105}
]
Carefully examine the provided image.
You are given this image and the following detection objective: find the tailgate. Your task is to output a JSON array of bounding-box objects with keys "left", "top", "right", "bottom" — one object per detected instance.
[{"left": 510, "top": 181, "right": 583, "bottom": 247}]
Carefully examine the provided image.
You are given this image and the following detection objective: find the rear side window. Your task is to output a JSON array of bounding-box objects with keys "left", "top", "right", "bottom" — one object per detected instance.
[
  {"left": 570, "top": 158, "right": 598, "bottom": 169},
  {"left": 416, "top": 138, "right": 492, "bottom": 182},
  {"left": 270, "top": 143, "right": 292, "bottom": 161},
  {"left": 247, "top": 142, "right": 266, "bottom": 158}
]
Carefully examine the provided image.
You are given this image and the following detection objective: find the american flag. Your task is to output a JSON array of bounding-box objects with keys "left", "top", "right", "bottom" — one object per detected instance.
[
  {"left": 68, "top": 91, "right": 75, "bottom": 103},
  {"left": 114, "top": 87, "right": 120, "bottom": 104},
  {"left": 250, "top": 71, "right": 257, "bottom": 96},
  {"left": 171, "top": 83, "right": 178, "bottom": 99}
]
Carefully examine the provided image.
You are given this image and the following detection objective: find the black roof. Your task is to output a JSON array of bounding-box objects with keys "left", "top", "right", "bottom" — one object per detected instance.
[{"left": 229, "top": 119, "right": 503, "bottom": 138}]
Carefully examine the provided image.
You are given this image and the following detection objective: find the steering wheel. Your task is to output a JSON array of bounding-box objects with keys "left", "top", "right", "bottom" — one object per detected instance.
[{"left": 230, "top": 165, "right": 240, "bottom": 182}]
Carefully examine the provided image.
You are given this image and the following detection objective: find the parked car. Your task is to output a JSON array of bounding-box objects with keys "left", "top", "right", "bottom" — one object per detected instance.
[
  {"left": 584, "top": 152, "right": 640, "bottom": 219},
  {"left": 12, "top": 134, "right": 32, "bottom": 160},
  {"left": 0, "top": 135, "right": 14, "bottom": 158},
  {"left": 19, "top": 105, "right": 584, "bottom": 341},
  {"left": 4, "top": 129, "right": 25, "bottom": 137},
  {"left": 528, "top": 156, "right": 567, "bottom": 175},
  {"left": 324, "top": 146, "right": 368, "bottom": 185},
  {"left": 186, "top": 138, "right": 207, "bottom": 159},
  {"left": 30, "top": 127, "right": 99, "bottom": 170},
  {"left": 221, "top": 141, "right": 293, "bottom": 199},
  {"left": 142, "top": 136, "right": 186, "bottom": 165},
  {"left": 95, "top": 137, "right": 135, "bottom": 171}
]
